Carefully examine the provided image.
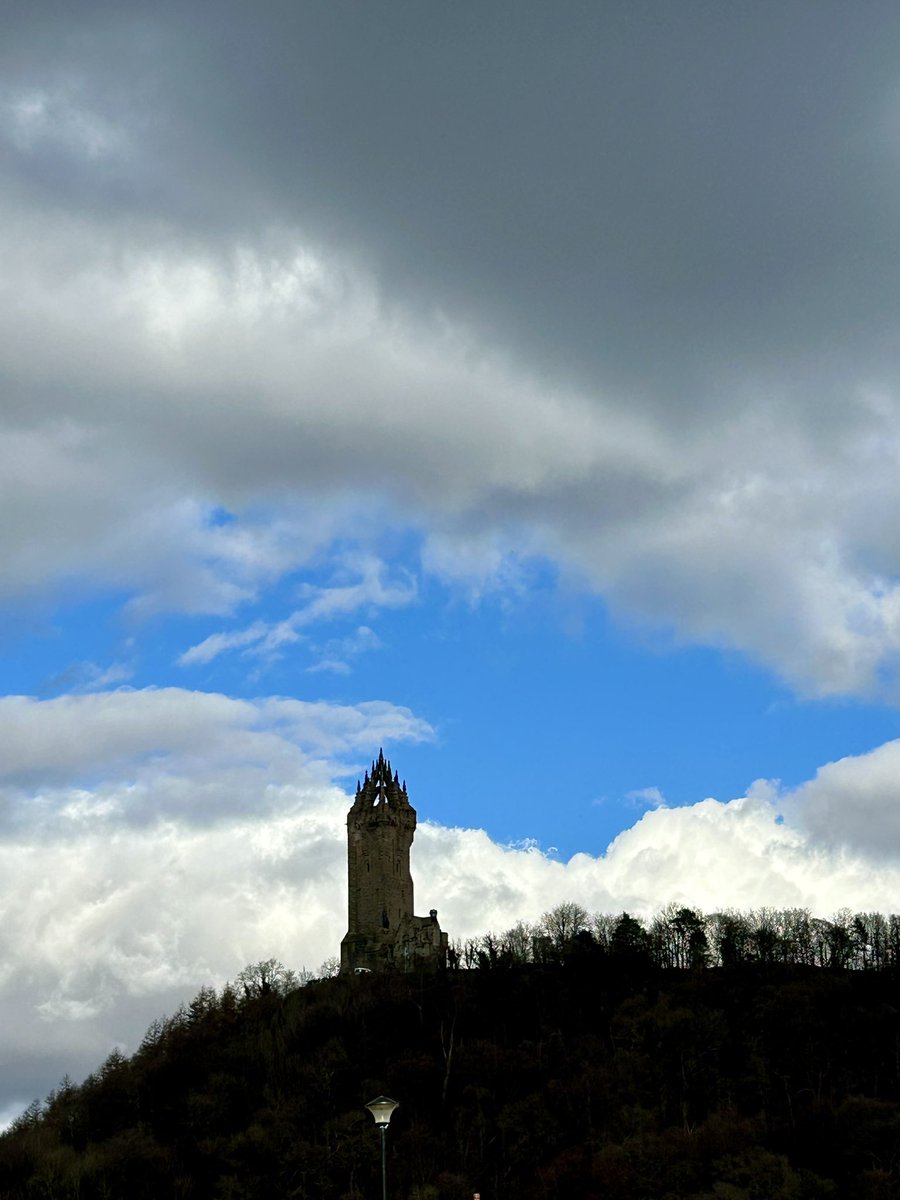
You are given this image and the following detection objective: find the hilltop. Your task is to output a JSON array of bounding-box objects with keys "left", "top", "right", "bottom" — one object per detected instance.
[{"left": 3, "top": 939, "right": 900, "bottom": 1199}]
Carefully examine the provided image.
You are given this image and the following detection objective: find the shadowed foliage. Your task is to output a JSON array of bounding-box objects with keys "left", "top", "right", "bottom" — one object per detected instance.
[{"left": 3, "top": 909, "right": 900, "bottom": 1198}]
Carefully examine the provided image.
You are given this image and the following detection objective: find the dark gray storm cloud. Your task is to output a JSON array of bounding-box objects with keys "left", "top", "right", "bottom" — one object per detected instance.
[
  {"left": 7, "top": 2, "right": 900, "bottom": 409},
  {"left": 4, "top": 2, "right": 900, "bottom": 694}
]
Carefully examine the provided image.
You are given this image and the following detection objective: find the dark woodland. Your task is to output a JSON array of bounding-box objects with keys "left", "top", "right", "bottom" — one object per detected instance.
[{"left": 4, "top": 905, "right": 900, "bottom": 1199}]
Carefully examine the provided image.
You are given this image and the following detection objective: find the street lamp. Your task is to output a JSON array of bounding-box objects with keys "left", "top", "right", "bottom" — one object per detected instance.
[{"left": 365, "top": 1095, "right": 399, "bottom": 1200}]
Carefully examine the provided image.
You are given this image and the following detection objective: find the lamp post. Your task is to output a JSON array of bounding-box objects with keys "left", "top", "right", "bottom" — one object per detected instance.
[{"left": 365, "top": 1095, "right": 399, "bottom": 1200}]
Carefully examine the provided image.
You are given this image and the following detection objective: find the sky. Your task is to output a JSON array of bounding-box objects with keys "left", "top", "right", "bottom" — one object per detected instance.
[{"left": 3, "top": 0, "right": 900, "bottom": 1124}]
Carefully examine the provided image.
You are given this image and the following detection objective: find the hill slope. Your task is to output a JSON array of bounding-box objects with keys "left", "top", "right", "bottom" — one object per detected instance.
[{"left": 2, "top": 958, "right": 900, "bottom": 1199}]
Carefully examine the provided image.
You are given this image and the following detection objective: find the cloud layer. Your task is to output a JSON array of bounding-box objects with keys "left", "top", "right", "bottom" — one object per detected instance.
[{"left": 2, "top": 6, "right": 900, "bottom": 695}]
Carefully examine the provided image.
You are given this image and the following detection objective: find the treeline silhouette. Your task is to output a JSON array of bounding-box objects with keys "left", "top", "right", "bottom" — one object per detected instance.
[
  {"left": 452, "top": 903, "right": 900, "bottom": 972},
  {"left": 2, "top": 905, "right": 900, "bottom": 1199}
]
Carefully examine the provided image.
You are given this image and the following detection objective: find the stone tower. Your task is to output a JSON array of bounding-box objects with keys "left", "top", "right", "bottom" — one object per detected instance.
[{"left": 340, "top": 750, "right": 447, "bottom": 973}]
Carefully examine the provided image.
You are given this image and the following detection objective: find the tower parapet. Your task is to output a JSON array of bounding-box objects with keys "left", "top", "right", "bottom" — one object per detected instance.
[{"left": 340, "top": 750, "right": 447, "bottom": 973}]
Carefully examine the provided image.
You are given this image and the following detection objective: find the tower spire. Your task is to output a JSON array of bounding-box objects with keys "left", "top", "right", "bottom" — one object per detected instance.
[{"left": 354, "top": 748, "right": 409, "bottom": 810}]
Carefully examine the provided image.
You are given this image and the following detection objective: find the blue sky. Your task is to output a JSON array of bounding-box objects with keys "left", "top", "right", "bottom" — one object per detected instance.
[
  {"left": 9, "top": 546, "right": 900, "bottom": 859},
  {"left": 4, "top": 0, "right": 900, "bottom": 1124}
]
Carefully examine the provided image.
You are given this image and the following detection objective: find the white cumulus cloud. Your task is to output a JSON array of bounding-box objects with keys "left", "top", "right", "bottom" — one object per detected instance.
[{"left": 2, "top": 688, "right": 899, "bottom": 1124}]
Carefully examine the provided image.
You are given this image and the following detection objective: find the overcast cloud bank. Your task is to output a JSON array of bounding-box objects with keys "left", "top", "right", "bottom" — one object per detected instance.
[{"left": 3, "top": 6, "right": 900, "bottom": 696}]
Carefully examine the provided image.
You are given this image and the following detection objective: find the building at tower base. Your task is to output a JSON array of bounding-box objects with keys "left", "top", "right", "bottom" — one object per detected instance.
[{"left": 340, "top": 750, "right": 448, "bottom": 973}]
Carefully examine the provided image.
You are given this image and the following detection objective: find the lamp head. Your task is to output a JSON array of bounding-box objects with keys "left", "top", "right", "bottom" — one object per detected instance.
[{"left": 365, "top": 1095, "right": 399, "bottom": 1128}]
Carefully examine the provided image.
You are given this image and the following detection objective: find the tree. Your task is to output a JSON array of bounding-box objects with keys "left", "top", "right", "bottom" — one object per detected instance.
[
  {"left": 825, "top": 910, "right": 854, "bottom": 969},
  {"left": 540, "top": 901, "right": 590, "bottom": 950},
  {"left": 235, "top": 958, "right": 298, "bottom": 999},
  {"left": 591, "top": 911, "right": 618, "bottom": 954},
  {"left": 610, "top": 912, "right": 650, "bottom": 962},
  {"left": 749, "top": 908, "right": 782, "bottom": 962},
  {"left": 709, "top": 910, "right": 752, "bottom": 967},
  {"left": 501, "top": 920, "right": 535, "bottom": 965},
  {"left": 656, "top": 906, "right": 709, "bottom": 969},
  {"left": 188, "top": 984, "right": 219, "bottom": 1021},
  {"left": 8, "top": 1099, "right": 43, "bottom": 1133}
]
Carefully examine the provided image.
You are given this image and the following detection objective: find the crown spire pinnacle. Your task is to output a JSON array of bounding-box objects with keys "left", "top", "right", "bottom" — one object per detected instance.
[{"left": 354, "top": 748, "right": 410, "bottom": 810}]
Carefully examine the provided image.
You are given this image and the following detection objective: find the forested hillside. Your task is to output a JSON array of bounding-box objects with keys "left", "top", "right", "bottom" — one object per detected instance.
[{"left": 3, "top": 907, "right": 900, "bottom": 1199}]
